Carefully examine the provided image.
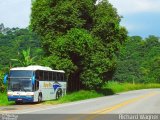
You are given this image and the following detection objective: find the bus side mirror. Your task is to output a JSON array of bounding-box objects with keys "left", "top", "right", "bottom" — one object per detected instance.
[
  {"left": 32, "top": 75, "right": 35, "bottom": 85},
  {"left": 3, "top": 74, "right": 8, "bottom": 84}
]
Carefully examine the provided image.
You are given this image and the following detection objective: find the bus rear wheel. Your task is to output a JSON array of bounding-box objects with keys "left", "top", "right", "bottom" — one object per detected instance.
[{"left": 56, "top": 89, "right": 62, "bottom": 100}]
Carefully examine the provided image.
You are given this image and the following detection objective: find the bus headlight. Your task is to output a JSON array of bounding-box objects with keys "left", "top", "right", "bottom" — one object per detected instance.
[{"left": 7, "top": 93, "right": 13, "bottom": 96}]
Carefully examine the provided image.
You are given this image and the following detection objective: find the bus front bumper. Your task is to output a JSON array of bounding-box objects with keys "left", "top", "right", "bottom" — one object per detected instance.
[{"left": 8, "top": 96, "right": 34, "bottom": 102}]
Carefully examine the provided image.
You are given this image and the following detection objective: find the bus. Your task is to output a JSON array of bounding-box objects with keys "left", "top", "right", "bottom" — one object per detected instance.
[{"left": 3, "top": 65, "right": 67, "bottom": 103}]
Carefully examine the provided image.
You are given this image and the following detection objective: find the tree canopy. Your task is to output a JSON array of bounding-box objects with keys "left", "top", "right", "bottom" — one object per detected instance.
[
  {"left": 0, "top": 28, "right": 43, "bottom": 70},
  {"left": 113, "top": 35, "right": 160, "bottom": 84},
  {"left": 30, "top": 0, "right": 127, "bottom": 90}
]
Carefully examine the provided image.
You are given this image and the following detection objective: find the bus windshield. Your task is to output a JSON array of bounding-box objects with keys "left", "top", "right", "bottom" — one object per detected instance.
[
  {"left": 10, "top": 70, "right": 33, "bottom": 78},
  {"left": 8, "top": 78, "right": 32, "bottom": 92}
]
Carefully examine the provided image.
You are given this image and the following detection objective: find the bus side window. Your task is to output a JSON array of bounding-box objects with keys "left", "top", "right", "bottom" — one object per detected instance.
[
  {"left": 35, "top": 71, "right": 38, "bottom": 80},
  {"left": 57, "top": 73, "right": 60, "bottom": 81},
  {"left": 36, "top": 70, "right": 43, "bottom": 81},
  {"left": 53, "top": 72, "right": 57, "bottom": 81},
  {"left": 57, "top": 73, "right": 64, "bottom": 81},
  {"left": 49, "top": 72, "right": 52, "bottom": 81},
  {"left": 63, "top": 73, "right": 65, "bottom": 81},
  {"left": 61, "top": 73, "right": 64, "bottom": 81},
  {"left": 44, "top": 71, "right": 48, "bottom": 81}
]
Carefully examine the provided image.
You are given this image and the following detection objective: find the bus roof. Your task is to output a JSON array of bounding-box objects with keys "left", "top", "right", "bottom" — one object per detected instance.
[{"left": 10, "top": 65, "right": 65, "bottom": 73}]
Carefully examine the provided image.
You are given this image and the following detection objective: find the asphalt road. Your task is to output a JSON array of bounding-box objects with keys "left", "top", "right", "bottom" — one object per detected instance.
[{"left": 0, "top": 89, "right": 160, "bottom": 120}]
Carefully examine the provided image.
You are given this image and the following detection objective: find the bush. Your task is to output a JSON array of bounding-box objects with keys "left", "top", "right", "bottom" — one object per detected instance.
[
  {"left": 0, "top": 93, "right": 14, "bottom": 106},
  {"left": 59, "top": 90, "right": 103, "bottom": 102},
  {"left": 0, "top": 71, "right": 7, "bottom": 93},
  {"left": 44, "top": 90, "right": 103, "bottom": 105},
  {"left": 102, "top": 81, "right": 160, "bottom": 93}
]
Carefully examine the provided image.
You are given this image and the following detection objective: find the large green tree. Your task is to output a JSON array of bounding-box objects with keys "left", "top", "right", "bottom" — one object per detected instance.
[{"left": 30, "top": 0, "right": 127, "bottom": 90}]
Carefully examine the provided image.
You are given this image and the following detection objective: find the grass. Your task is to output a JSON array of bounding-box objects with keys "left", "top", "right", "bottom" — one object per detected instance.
[
  {"left": 45, "top": 82, "right": 160, "bottom": 105},
  {"left": 59, "top": 90, "right": 103, "bottom": 102},
  {"left": 44, "top": 90, "right": 103, "bottom": 104},
  {"left": 0, "top": 82, "right": 160, "bottom": 106},
  {"left": 103, "top": 81, "right": 160, "bottom": 93},
  {"left": 0, "top": 92, "right": 14, "bottom": 106}
]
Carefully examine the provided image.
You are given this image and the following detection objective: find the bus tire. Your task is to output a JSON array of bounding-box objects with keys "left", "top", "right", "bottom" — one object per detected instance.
[
  {"left": 56, "top": 89, "right": 62, "bottom": 100},
  {"left": 38, "top": 93, "right": 42, "bottom": 103}
]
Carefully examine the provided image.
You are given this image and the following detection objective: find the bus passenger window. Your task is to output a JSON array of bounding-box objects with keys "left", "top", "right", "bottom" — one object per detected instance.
[
  {"left": 61, "top": 73, "right": 64, "bottom": 81},
  {"left": 57, "top": 73, "right": 60, "bottom": 81},
  {"left": 44, "top": 71, "right": 48, "bottom": 81},
  {"left": 36, "top": 70, "right": 43, "bottom": 81},
  {"left": 49, "top": 72, "right": 52, "bottom": 81},
  {"left": 53, "top": 72, "right": 56, "bottom": 81}
]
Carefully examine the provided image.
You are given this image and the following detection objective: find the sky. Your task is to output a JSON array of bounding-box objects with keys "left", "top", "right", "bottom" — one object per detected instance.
[
  {"left": 109, "top": 0, "right": 160, "bottom": 38},
  {"left": 0, "top": 0, "right": 160, "bottom": 38},
  {"left": 0, "top": 0, "right": 31, "bottom": 28}
]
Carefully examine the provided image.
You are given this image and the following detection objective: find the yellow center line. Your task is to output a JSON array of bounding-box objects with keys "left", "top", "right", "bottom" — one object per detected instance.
[
  {"left": 93, "top": 92, "right": 157, "bottom": 114},
  {"left": 67, "top": 92, "right": 159, "bottom": 120},
  {"left": 85, "top": 92, "right": 158, "bottom": 120}
]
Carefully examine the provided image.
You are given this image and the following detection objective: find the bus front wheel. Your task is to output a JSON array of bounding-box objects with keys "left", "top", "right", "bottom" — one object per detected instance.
[
  {"left": 15, "top": 101, "right": 21, "bottom": 104},
  {"left": 56, "top": 89, "right": 62, "bottom": 100}
]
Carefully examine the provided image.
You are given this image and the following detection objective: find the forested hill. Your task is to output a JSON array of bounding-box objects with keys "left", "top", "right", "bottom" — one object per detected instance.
[
  {"left": 114, "top": 36, "right": 160, "bottom": 84},
  {"left": 0, "top": 26, "right": 42, "bottom": 70}
]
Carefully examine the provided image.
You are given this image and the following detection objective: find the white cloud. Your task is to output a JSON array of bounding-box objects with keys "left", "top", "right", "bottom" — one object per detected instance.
[{"left": 108, "top": 0, "right": 160, "bottom": 14}]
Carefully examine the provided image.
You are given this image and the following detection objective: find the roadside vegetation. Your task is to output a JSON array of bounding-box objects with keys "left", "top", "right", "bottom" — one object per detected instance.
[
  {"left": 0, "top": 82, "right": 160, "bottom": 106},
  {"left": 44, "top": 82, "right": 160, "bottom": 105},
  {"left": 44, "top": 90, "right": 103, "bottom": 105},
  {"left": 0, "top": 93, "right": 14, "bottom": 106},
  {"left": 114, "top": 36, "right": 160, "bottom": 84},
  {"left": 102, "top": 81, "right": 160, "bottom": 94},
  {"left": 45, "top": 82, "right": 160, "bottom": 105}
]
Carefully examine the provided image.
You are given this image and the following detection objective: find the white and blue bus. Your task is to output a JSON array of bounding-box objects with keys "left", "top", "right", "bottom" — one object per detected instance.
[{"left": 3, "top": 65, "right": 67, "bottom": 103}]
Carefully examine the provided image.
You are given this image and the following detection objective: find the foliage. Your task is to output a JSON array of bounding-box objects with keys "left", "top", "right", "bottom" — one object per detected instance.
[
  {"left": 44, "top": 90, "right": 103, "bottom": 105},
  {"left": 59, "top": 90, "right": 103, "bottom": 102},
  {"left": 113, "top": 35, "right": 160, "bottom": 83},
  {"left": 11, "top": 48, "right": 37, "bottom": 67},
  {"left": 103, "top": 81, "right": 160, "bottom": 93},
  {"left": 30, "top": 0, "right": 127, "bottom": 90},
  {"left": 0, "top": 93, "right": 14, "bottom": 106},
  {"left": 41, "top": 28, "right": 114, "bottom": 89},
  {"left": 0, "top": 28, "right": 43, "bottom": 69},
  {"left": 0, "top": 71, "right": 5, "bottom": 93}
]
